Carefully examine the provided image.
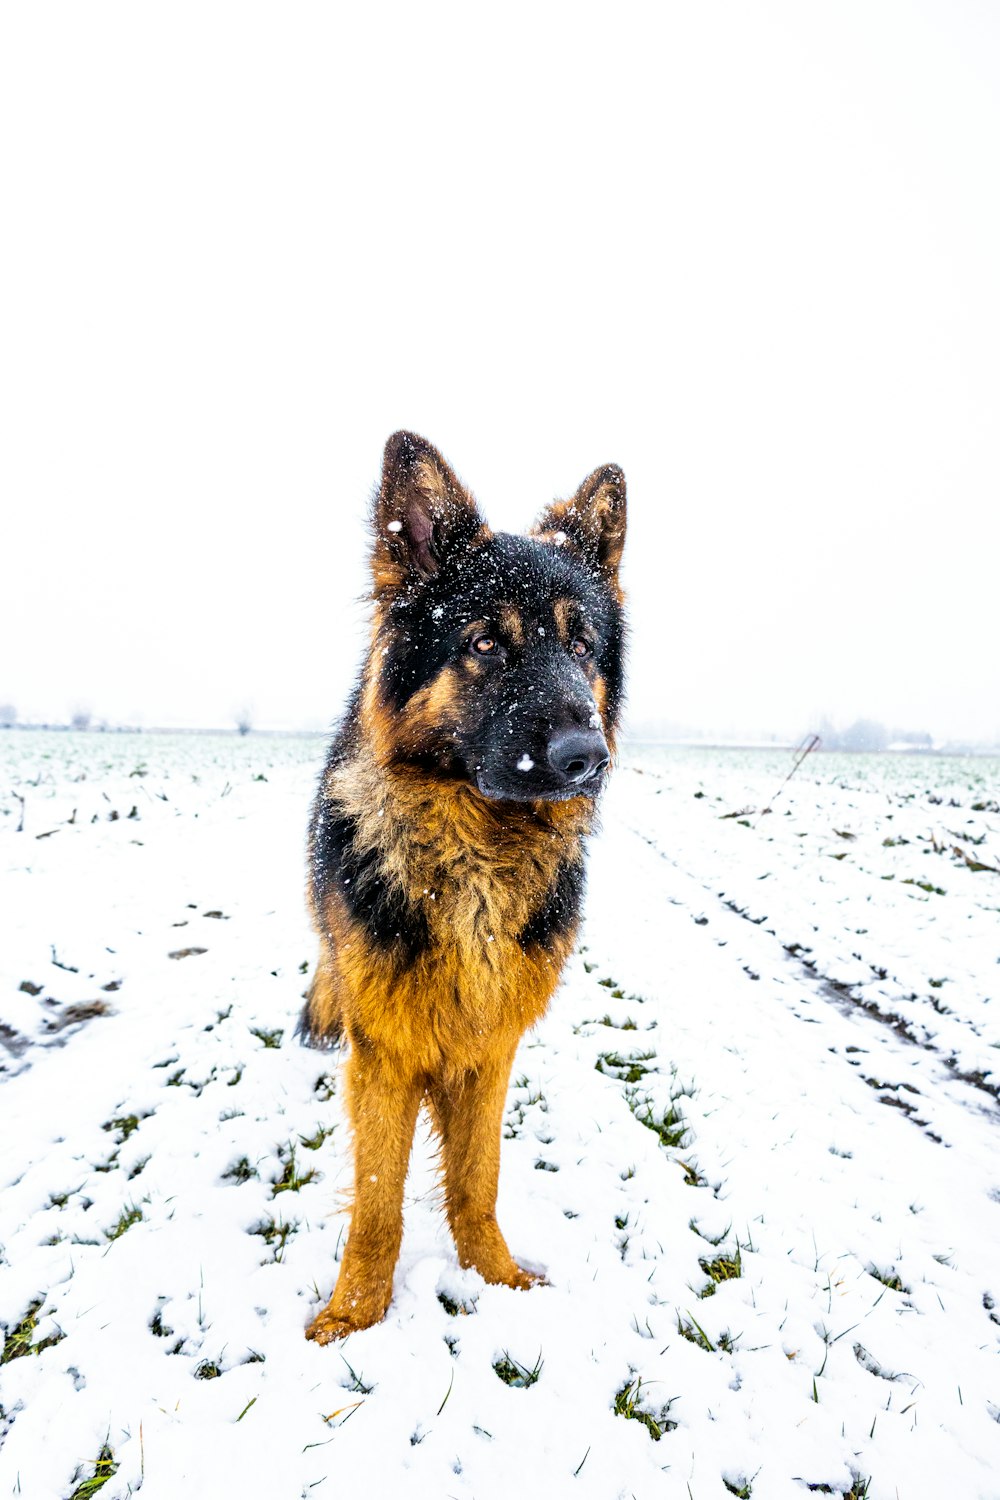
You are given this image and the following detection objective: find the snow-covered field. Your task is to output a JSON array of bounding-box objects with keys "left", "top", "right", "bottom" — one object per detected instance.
[{"left": 2, "top": 731, "right": 998, "bottom": 1500}]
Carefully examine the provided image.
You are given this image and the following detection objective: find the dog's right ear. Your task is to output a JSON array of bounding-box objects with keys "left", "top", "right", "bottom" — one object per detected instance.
[
  {"left": 371, "top": 432, "right": 490, "bottom": 594},
  {"left": 531, "top": 464, "right": 627, "bottom": 585}
]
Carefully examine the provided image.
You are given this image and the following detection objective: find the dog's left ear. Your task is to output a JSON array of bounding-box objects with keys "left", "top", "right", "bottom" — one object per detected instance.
[
  {"left": 531, "top": 464, "right": 627, "bottom": 582},
  {"left": 371, "top": 431, "right": 489, "bottom": 593}
]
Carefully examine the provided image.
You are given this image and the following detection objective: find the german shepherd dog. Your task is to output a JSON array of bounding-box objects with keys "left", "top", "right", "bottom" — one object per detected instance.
[{"left": 300, "top": 431, "right": 626, "bottom": 1343}]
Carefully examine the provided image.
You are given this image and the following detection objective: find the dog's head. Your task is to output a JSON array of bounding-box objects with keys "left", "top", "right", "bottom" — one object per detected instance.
[{"left": 363, "top": 431, "right": 626, "bottom": 803}]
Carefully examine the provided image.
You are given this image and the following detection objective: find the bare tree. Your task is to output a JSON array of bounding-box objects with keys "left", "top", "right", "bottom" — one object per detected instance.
[
  {"left": 840, "top": 718, "right": 888, "bottom": 753},
  {"left": 235, "top": 708, "right": 253, "bottom": 737},
  {"left": 70, "top": 708, "right": 92, "bottom": 732},
  {"left": 0, "top": 703, "right": 16, "bottom": 727}
]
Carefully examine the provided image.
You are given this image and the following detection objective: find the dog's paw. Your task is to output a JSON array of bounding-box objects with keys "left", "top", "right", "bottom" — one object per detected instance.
[
  {"left": 509, "top": 1262, "right": 548, "bottom": 1291},
  {"left": 305, "top": 1290, "right": 391, "bottom": 1344},
  {"left": 466, "top": 1251, "right": 548, "bottom": 1292},
  {"left": 304, "top": 1309, "right": 359, "bottom": 1345}
]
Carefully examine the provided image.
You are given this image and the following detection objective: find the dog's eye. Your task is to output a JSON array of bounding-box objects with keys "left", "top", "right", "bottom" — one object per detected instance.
[
  {"left": 571, "top": 638, "right": 592, "bottom": 658},
  {"left": 470, "top": 635, "right": 498, "bottom": 656}
]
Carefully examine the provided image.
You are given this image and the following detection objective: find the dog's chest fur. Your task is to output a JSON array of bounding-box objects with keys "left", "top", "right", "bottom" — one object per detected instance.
[{"left": 328, "top": 750, "right": 590, "bottom": 960}]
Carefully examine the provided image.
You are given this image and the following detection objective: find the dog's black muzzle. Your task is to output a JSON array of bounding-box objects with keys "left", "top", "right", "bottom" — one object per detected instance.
[{"left": 475, "top": 723, "right": 610, "bottom": 803}]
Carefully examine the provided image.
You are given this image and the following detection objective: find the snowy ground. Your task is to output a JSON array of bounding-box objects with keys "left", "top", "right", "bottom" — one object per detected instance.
[{"left": 1, "top": 731, "right": 998, "bottom": 1500}]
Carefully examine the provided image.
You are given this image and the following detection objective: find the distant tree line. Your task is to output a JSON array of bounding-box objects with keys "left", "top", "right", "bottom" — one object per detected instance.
[
  {"left": 0, "top": 708, "right": 256, "bottom": 735},
  {"left": 816, "top": 717, "right": 932, "bottom": 752}
]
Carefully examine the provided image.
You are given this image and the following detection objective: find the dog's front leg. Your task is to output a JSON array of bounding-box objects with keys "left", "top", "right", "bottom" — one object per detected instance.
[
  {"left": 305, "top": 1049, "right": 423, "bottom": 1344},
  {"left": 430, "top": 1039, "right": 543, "bottom": 1291}
]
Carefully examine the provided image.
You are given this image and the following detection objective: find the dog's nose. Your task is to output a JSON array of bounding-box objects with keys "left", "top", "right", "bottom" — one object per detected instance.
[{"left": 547, "top": 728, "right": 611, "bottom": 785}]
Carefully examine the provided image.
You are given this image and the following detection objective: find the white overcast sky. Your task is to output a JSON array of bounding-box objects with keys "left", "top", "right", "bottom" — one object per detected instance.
[{"left": 2, "top": 1, "right": 998, "bottom": 742}]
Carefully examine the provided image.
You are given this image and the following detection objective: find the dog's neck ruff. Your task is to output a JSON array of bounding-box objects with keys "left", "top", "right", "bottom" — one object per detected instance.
[{"left": 324, "top": 747, "right": 592, "bottom": 940}]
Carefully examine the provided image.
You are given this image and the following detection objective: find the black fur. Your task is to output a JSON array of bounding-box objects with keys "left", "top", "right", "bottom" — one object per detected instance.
[
  {"left": 310, "top": 804, "right": 430, "bottom": 962},
  {"left": 295, "top": 999, "right": 342, "bottom": 1050},
  {"left": 517, "top": 857, "right": 586, "bottom": 951},
  {"left": 382, "top": 534, "right": 622, "bottom": 715},
  {"left": 379, "top": 533, "right": 624, "bottom": 800}
]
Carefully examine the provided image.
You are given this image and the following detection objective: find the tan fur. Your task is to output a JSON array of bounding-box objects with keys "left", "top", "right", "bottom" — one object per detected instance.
[
  {"left": 552, "top": 596, "right": 575, "bottom": 643},
  {"left": 498, "top": 606, "right": 525, "bottom": 646},
  {"left": 395, "top": 669, "right": 463, "bottom": 757}
]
